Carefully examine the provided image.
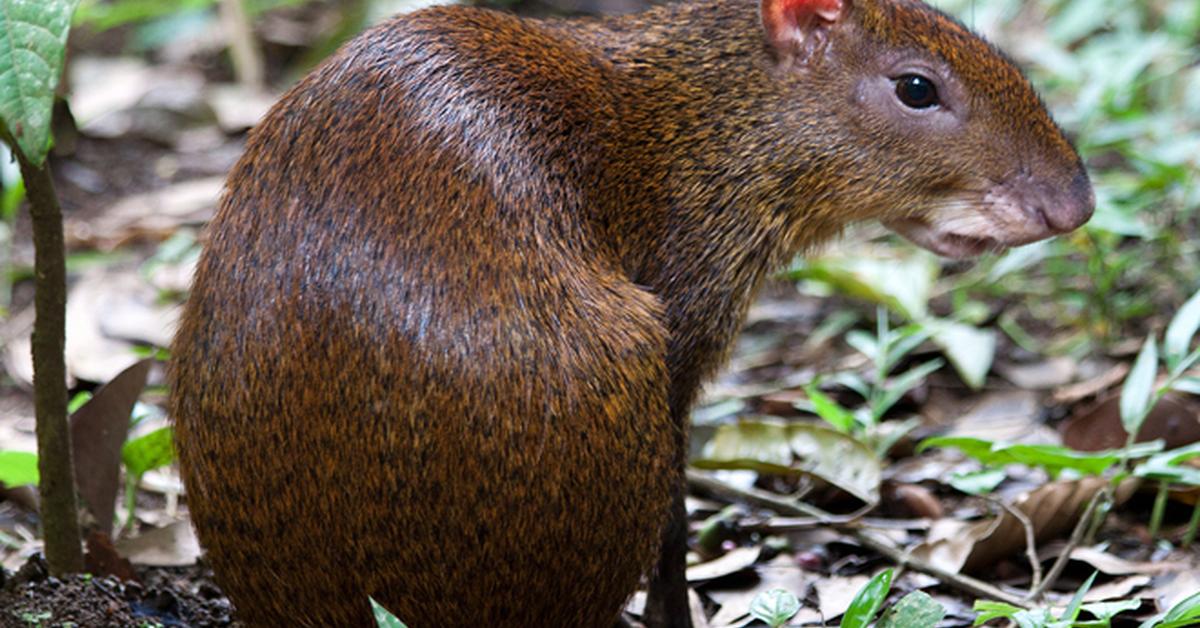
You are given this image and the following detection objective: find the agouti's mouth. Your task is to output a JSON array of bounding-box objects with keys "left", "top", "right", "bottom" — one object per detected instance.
[{"left": 883, "top": 217, "right": 1004, "bottom": 260}]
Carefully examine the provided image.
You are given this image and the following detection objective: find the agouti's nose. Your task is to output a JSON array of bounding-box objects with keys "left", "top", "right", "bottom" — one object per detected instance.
[{"left": 1045, "top": 169, "right": 1094, "bottom": 232}]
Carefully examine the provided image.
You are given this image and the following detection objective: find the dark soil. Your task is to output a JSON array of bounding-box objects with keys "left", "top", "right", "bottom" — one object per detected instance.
[{"left": 0, "top": 556, "right": 239, "bottom": 628}]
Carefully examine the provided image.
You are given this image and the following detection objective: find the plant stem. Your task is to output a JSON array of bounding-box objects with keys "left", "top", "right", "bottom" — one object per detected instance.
[
  {"left": 1184, "top": 501, "right": 1200, "bottom": 547},
  {"left": 1148, "top": 480, "right": 1169, "bottom": 540},
  {"left": 16, "top": 150, "right": 83, "bottom": 575}
]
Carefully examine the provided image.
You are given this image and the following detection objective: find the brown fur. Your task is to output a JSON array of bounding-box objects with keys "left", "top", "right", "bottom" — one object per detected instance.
[{"left": 169, "top": 0, "right": 1091, "bottom": 625}]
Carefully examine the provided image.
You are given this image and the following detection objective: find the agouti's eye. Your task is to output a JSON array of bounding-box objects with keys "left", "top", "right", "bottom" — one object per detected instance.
[{"left": 895, "top": 74, "right": 939, "bottom": 109}]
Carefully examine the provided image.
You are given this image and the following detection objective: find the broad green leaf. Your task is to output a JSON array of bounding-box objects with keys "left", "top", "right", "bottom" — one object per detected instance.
[
  {"left": 791, "top": 254, "right": 937, "bottom": 320},
  {"left": 0, "top": 450, "right": 38, "bottom": 487},
  {"left": 0, "top": 0, "right": 80, "bottom": 165},
  {"left": 749, "top": 588, "right": 801, "bottom": 628},
  {"left": 919, "top": 437, "right": 1162, "bottom": 477},
  {"left": 1120, "top": 336, "right": 1159, "bottom": 436},
  {"left": 370, "top": 597, "right": 409, "bottom": 628},
  {"left": 695, "top": 420, "right": 793, "bottom": 474},
  {"left": 786, "top": 423, "right": 881, "bottom": 504},
  {"left": 121, "top": 427, "right": 175, "bottom": 477},
  {"left": 1165, "top": 287, "right": 1200, "bottom": 367},
  {"left": 840, "top": 569, "right": 893, "bottom": 628},
  {"left": 805, "top": 384, "right": 858, "bottom": 433},
  {"left": 696, "top": 420, "right": 881, "bottom": 505},
  {"left": 877, "top": 590, "right": 946, "bottom": 628},
  {"left": 1134, "top": 442, "right": 1200, "bottom": 485},
  {"left": 845, "top": 330, "right": 879, "bottom": 363},
  {"left": 1080, "top": 599, "right": 1141, "bottom": 622},
  {"left": 928, "top": 320, "right": 995, "bottom": 390},
  {"left": 948, "top": 468, "right": 1006, "bottom": 495}
]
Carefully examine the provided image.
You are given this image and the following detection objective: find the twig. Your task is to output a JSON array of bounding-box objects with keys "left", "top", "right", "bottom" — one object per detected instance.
[
  {"left": 686, "top": 470, "right": 1028, "bottom": 607},
  {"left": 988, "top": 496, "right": 1044, "bottom": 593},
  {"left": 1025, "top": 487, "right": 1109, "bottom": 603}
]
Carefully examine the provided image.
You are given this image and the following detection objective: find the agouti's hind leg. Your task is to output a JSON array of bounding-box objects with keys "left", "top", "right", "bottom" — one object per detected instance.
[{"left": 643, "top": 484, "right": 693, "bottom": 628}]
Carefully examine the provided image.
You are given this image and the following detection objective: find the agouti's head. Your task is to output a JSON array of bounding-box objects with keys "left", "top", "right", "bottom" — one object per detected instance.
[{"left": 761, "top": 0, "right": 1093, "bottom": 257}]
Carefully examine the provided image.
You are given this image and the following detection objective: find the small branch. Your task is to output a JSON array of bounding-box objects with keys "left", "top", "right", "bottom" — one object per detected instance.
[
  {"left": 686, "top": 470, "right": 1027, "bottom": 607},
  {"left": 1025, "top": 487, "right": 1108, "bottom": 603},
  {"left": 11, "top": 141, "right": 83, "bottom": 575},
  {"left": 989, "top": 496, "right": 1044, "bottom": 594}
]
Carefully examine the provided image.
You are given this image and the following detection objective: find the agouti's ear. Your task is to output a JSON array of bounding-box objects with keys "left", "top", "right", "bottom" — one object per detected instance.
[{"left": 760, "top": 0, "right": 845, "bottom": 65}]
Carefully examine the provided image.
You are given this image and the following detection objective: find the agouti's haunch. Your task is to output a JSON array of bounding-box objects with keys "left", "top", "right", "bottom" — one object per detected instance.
[{"left": 169, "top": 0, "right": 1093, "bottom": 625}]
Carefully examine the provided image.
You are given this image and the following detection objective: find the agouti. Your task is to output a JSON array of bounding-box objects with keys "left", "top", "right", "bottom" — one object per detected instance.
[{"left": 169, "top": 0, "right": 1093, "bottom": 625}]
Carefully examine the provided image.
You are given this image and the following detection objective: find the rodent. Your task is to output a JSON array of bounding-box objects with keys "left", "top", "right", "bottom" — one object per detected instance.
[{"left": 168, "top": 0, "right": 1093, "bottom": 625}]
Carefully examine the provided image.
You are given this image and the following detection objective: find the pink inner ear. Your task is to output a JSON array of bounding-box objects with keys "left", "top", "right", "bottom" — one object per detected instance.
[
  {"left": 791, "top": 0, "right": 844, "bottom": 21},
  {"left": 762, "top": 0, "right": 844, "bottom": 50}
]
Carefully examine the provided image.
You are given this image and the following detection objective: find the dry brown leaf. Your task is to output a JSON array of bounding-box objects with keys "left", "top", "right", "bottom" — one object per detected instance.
[
  {"left": 1067, "top": 546, "right": 1191, "bottom": 576},
  {"left": 686, "top": 546, "right": 762, "bottom": 583},
  {"left": 962, "top": 477, "right": 1136, "bottom": 573},
  {"left": 1061, "top": 392, "right": 1200, "bottom": 451},
  {"left": 997, "top": 357, "right": 1078, "bottom": 390},
  {"left": 1081, "top": 575, "right": 1151, "bottom": 602},
  {"left": 66, "top": 177, "right": 222, "bottom": 251},
  {"left": 815, "top": 574, "right": 872, "bottom": 619},
  {"left": 84, "top": 531, "right": 137, "bottom": 581},
  {"left": 945, "top": 390, "right": 1058, "bottom": 444},
  {"left": 912, "top": 478, "right": 1138, "bottom": 575},
  {"left": 115, "top": 521, "right": 201, "bottom": 567},
  {"left": 1051, "top": 363, "right": 1129, "bottom": 405},
  {"left": 706, "top": 555, "right": 818, "bottom": 627},
  {"left": 72, "top": 359, "right": 152, "bottom": 535}
]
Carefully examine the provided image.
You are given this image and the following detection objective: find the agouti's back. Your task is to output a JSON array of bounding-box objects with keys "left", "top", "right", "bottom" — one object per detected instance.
[{"left": 170, "top": 0, "right": 1092, "bottom": 625}]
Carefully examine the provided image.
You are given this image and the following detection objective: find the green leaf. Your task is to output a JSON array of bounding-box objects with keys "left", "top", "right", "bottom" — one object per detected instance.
[
  {"left": 1160, "top": 590, "right": 1200, "bottom": 627},
  {"left": 1165, "top": 287, "right": 1200, "bottom": 368},
  {"left": 845, "top": 329, "right": 879, "bottom": 363},
  {"left": 806, "top": 384, "right": 858, "bottom": 433},
  {"left": 0, "top": 450, "right": 38, "bottom": 487},
  {"left": 840, "top": 569, "right": 893, "bottom": 628},
  {"left": 791, "top": 254, "right": 937, "bottom": 320},
  {"left": 883, "top": 325, "right": 932, "bottom": 375},
  {"left": 121, "top": 427, "right": 175, "bottom": 478},
  {"left": 696, "top": 420, "right": 881, "bottom": 505},
  {"left": 1120, "top": 336, "right": 1159, "bottom": 436},
  {"left": 948, "top": 468, "right": 1007, "bottom": 495},
  {"left": 0, "top": 0, "right": 80, "bottom": 165},
  {"left": 1134, "top": 442, "right": 1200, "bottom": 485},
  {"left": 694, "top": 420, "right": 794, "bottom": 474},
  {"left": 370, "top": 597, "right": 409, "bottom": 628},
  {"left": 973, "top": 600, "right": 1027, "bottom": 626},
  {"left": 749, "top": 588, "right": 801, "bottom": 628},
  {"left": 918, "top": 437, "right": 1161, "bottom": 478},
  {"left": 927, "top": 320, "right": 995, "bottom": 390},
  {"left": 1060, "top": 572, "right": 1097, "bottom": 622},
  {"left": 67, "top": 391, "right": 93, "bottom": 414},
  {"left": 877, "top": 590, "right": 946, "bottom": 628},
  {"left": 875, "top": 359, "right": 943, "bottom": 419},
  {"left": 1080, "top": 599, "right": 1141, "bottom": 622}
]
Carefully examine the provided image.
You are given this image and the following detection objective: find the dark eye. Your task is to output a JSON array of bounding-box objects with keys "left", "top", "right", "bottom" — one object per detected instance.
[{"left": 895, "top": 74, "right": 939, "bottom": 109}]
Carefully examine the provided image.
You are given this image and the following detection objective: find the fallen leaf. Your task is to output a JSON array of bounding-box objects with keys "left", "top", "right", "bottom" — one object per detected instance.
[
  {"left": 687, "top": 546, "right": 762, "bottom": 583},
  {"left": 72, "top": 358, "right": 152, "bottom": 535},
  {"left": 814, "top": 574, "right": 872, "bottom": 620},
  {"left": 115, "top": 521, "right": 201, "bottom": 567}
]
